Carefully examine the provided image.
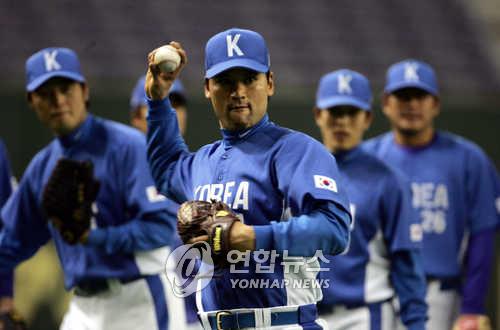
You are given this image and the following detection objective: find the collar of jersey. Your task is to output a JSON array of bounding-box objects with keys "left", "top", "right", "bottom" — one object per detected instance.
[
  {"left": 390, "top": 131, "right": 439, "bottom": 153},
  {"left": 221, "top": 114, "right": 269, "bottom": 144},
  {"left": 333, "top": 145, "right": 362, "bottom": 164},
  {"left": 57, "top": 114, "right": 93, "bottom": 149}
]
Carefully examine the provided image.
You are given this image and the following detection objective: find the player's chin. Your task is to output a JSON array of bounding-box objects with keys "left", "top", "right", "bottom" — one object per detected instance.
[{"left": 227, "top": 111, "right": 253, "bottom": 129}]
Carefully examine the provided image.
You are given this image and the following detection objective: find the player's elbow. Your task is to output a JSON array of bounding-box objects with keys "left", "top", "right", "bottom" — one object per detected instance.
[{"left": 320, "top": 210, "right": 350, "bottom": 255}]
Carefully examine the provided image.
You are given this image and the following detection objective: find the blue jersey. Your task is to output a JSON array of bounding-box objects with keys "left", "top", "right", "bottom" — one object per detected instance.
[
  {"left": 320, "top": 147, "right": 421, "bottom": 305},
  {"left": 0, "top": 115, "right": 176, "bottom": 290},
  {"left": 0, "top": 139, "right": 14, "bottom": 296},
  {"left": 147, "top": 98, "right": 352, "bottom": 311},
  {"left": 363, "top": 131, "right": 498, "bottom": 278}
]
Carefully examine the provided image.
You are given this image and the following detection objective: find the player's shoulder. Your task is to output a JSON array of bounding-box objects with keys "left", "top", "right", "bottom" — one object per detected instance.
[
  {"left": 272, "top": 124, "right": 327, "bottom": 152},
  {"left": 438, "top": 131, "right": 484, "bottom": 151},
  {"left": 24, "top": 140, "right": 59, "bottom": 179},
  {"left": 93, "top": 116, "right": 146, "bottom": 149},
  {"left": 95, "top": 116, "right": 145, "bottom": 142},
  {"left": 358, "top": 148, "right": 407, "bottom": 184},
  {"left": 437, "top": 131, "right": 491, "bottom": 161}
]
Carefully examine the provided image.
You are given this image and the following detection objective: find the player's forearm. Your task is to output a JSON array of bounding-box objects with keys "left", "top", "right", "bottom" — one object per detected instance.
[
  {"left": 254, "top": 201, "right": 350, "bottom": 257},
  {"left": 146, "top": 97, "right": 188, "bottom": 194},
  {"left": 86, "top": 211, "right": 175, "bottom": 254},
  {"left": 390, "top": 250, "right": 427, "bottom": 330},
  {"left": 460, "top": 228, "right": 494, "bottom": 314}
]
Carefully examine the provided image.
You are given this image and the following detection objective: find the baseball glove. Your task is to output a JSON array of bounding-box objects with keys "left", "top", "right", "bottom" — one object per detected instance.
[
  {"left": 0, "top": 310, "right": 27, "bottom": 330},
  {"left": 42, "top": 158, "right": 100, "bottom": 245},
  {"left": 177, "top": 200, "right": 240, "bottom": 268}
]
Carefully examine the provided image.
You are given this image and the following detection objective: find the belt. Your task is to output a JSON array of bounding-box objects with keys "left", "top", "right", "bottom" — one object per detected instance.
[
  {"left": 206, "top": 304, "right": 316, "bottom": 330},
  {"left": 74, "top": 275, "right": 144, "bottom": 297}
]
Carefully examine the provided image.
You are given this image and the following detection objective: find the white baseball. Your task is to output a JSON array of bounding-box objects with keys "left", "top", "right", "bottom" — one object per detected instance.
[{"left": 154, "top": 45, "right": 181, "bottom": 73}]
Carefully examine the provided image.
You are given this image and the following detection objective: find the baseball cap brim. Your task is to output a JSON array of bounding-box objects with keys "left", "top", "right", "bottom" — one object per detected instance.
[
  {"left": 317, "top": 95, "right": 370, "bottom": 111},
  {"left": 384, "top": 81, "right": 438, "bottom": 96},
  {"left": 205, "top": 58, "right": 268, "bottom": 78},
  {"left": 27, "top": 71, "right": 85, "bottom": 92}
]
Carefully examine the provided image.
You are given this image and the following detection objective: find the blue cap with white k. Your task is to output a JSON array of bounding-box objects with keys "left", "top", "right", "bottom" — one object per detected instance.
[
  {"left": 205, "top": 28, "right": 270, "bottom": 78},
  {"left": 25, "top": 47, "right": 85, "bottom": 92},
  {"left": 316, "top": 69, "right": 372, "bottom": 111},
  {"left": 130, "top": 75, "right": 186, "bottom": 110},
  {"left": 384, "top": 59, "right": 439, "bottom": 96}
]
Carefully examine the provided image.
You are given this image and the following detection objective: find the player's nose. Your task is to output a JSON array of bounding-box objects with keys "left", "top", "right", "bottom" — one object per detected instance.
[
  {"left": 49, "top": 88, "right": 67, "bottom": 106},
  {"left": 230, "top": 81, "right": 247, "bottom": 98}
]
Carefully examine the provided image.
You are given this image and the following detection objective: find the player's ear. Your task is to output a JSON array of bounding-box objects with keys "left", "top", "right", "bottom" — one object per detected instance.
[
  {"left": 312, "top": 107, "right": 323, "bottom": 126},
  {"left": 204, "top": 79, "right": 211, "bottom": 99},
  {"left": 381, "top": 93, "right": 390, "bottom": 115},
  {"left": 432, "top": 96, "right": 441, "bottom": 115},
  {"left": 81, "top": 83, "right": 90, "bottom": 103},
  {"left": 266, "top": 71, "right": 275, "bottom": 97}
]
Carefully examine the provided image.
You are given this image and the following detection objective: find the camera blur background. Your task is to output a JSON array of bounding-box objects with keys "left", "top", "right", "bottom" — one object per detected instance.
[{"left": 1, "top": 0, "right": 499, "bottom": 329}]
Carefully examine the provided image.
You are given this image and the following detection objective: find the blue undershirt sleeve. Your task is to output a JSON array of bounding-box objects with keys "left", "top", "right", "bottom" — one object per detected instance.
[
  {"left": 390, "top": 250, "right": 428, "bottom": 330},
  {"left": 460, "top": 229, "right": 494, "bottom": 314},
  {"left": 254, "top": 200, "right": 350, "bottom": 257},
  {"left": 86, "top": 209, "right": 176, "bottom": 254}
]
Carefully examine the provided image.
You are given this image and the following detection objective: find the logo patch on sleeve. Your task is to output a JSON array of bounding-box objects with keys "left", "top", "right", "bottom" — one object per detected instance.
[
  {"left": 313, "top": 175, "right": 338, "bottom": 192},
  {"left": 410, "top": 223, "right": 423, "bottom": 242}
]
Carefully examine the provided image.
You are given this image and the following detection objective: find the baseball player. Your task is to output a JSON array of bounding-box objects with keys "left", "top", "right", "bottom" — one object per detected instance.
[
  {"left": 0, "top": 47, "right": 187, "bottom": 330},
  {"left": 0, "top": 139, "right": 26, "bottom": 329},
  {"left": 130, "top": 75, "right": 187, "bottom": 135},
  {"left": 129, "top": 75, "right": 201, "bottom": 330},
  {"left": 363, "top": 59, "right": 498, "bottom": 330},
  {"left": 145, "top": 28, "right": 352, "bottom": 329},
  {"left": 312, "top": 69, "right": 427, "bottom": 330}
]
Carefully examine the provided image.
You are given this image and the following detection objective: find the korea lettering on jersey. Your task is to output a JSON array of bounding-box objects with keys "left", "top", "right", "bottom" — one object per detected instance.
[{"left": 412, "top": 182, "right": 449, "bottom": 234}]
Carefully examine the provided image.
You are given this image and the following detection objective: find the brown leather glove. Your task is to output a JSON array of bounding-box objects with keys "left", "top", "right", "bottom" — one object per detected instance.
[
  {"left": 177, "top": 200, "right": 240, "bottom": 269},
  {"left": 42, "top": 158, "right": 100, "bottom": 245}
]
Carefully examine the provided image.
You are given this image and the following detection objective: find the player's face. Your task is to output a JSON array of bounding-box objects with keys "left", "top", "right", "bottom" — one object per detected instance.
[
  {"left": 205, "top": 68, "right": 274, "bottom": 131},
  {"left": 314, "top": 105, "right": 372, "bottom": 152},
  {"left": 130, "top": 106, "right": 149, "bottom": 134},
  {"left": 28, "top": 77, "right": 88, "bottom": 136},
  {"left": 130, "top": 103, "right": 187, "bottom": 135},
  {"left": 383, "top": 88, "right": 439, "bottom": 136}
]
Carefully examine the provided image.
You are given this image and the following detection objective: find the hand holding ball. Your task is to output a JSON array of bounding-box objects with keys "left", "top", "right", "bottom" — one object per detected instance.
[{"left": 154, "top": 45, "right": 181, "bottom": 73}]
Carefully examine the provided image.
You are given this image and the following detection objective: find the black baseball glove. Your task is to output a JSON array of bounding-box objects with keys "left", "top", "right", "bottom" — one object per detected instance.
[
  {"left": 177, "top": 200, "right": 241, "bottom": 269},
  {"left": 42, "top": 158, "right": 100, "bottom": 245}
]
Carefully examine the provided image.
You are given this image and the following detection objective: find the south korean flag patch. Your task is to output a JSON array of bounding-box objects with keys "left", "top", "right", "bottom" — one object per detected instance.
[{"left": 314, "top": 175, "right": 338, "bottom": 192}]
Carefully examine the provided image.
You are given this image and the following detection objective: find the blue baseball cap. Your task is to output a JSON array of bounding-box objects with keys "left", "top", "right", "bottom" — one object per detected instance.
[
  {"left": 25, "top": 47, "right": 85, "bottom": 92},
  {"left": 316, "top": 69, "right": 372, "bottom": 111},
  {"left": 130, "top": 75, "right": 186, "bottom": 110},
  {"left": 384, "top": 59, "right": 439, "bottom": 96},
  {"left": 205, "top": 28, "right": 270, "bottom": 78}
]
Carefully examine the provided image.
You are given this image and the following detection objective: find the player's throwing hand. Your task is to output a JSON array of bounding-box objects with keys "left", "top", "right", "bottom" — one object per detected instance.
[{"left": 145, "top": 41, "right": 187, "bottom": 100}]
